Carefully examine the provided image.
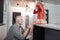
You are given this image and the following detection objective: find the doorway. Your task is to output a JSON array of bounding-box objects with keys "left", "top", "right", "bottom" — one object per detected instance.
[{"left": 12, "top": 12, "right": 21, "bottom": 24}]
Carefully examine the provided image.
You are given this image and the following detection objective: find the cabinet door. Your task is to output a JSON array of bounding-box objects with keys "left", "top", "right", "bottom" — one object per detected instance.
[
  {"left": 33, "top": 25, "right": 45, "bottom": 40},
  {"left": 0, "top": 0, "right": 4, "bottom": 24}
]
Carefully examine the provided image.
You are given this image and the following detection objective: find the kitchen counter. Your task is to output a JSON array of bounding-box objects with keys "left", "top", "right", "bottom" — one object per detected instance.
[
  {"left": 33, "top": 24, "right": 60, "bottom": 40},
  {"left": 35, "top": 24, "right": 60, "bottom": 30}
]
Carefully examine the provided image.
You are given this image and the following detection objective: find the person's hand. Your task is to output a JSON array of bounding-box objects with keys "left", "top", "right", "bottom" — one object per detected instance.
[
  {"left": 27, "top": 25, "right": 32, "bottom": 29},
  {"left": 35, "top": 7, "right": 39, "bottom": 11}
]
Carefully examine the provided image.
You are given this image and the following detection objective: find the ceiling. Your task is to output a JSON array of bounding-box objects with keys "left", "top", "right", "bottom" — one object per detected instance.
[
  {"left": 38, "top": 0, "right": 60, "bottom": 5},
  {"left": 11, "top": 0, "right": 60, "bottom": 5},
  {"left": 11, "top": 0, "right": 35, "bottom": 7},
  {"left": 11, "top": 0, "right": 35, "bottom": 1}
]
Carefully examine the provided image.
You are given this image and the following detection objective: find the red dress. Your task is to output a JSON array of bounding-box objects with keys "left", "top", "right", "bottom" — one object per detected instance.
[{"left": 33, "top": 3, "right": 44, "bottom": 19}]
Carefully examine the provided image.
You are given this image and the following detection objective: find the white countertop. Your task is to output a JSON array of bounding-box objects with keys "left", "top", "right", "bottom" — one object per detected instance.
[{"left": 36, "top": 24, "right": 60, "bottom": 30}]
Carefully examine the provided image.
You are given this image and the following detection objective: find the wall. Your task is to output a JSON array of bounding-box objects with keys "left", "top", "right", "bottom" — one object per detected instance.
[
  {"left": 54, "top": 5, "right": 60, "bottom": 25},
  {"left": 0, "top": 0, "right": 9, "bottom": 40},
  {"left": 44, "top": 3, "right": 60, "bottom": 25},
  {"left": 8, "top": 2, "right": 35, "bottom": 30}
]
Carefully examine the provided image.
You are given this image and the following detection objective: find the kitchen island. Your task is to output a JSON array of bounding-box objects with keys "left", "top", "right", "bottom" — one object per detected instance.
[{"left": 33, "top": 24, "right": 60, "bottom": 40}]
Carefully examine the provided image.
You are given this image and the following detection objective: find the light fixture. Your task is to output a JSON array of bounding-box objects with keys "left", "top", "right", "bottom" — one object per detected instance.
[{"left": 17, "top": 3, "right": 19, "bottom": 6}]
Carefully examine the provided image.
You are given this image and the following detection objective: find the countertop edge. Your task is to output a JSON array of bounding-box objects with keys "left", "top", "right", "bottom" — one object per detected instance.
[{"left": 35, "top": 24, "right": 60, "bottom": 30}]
